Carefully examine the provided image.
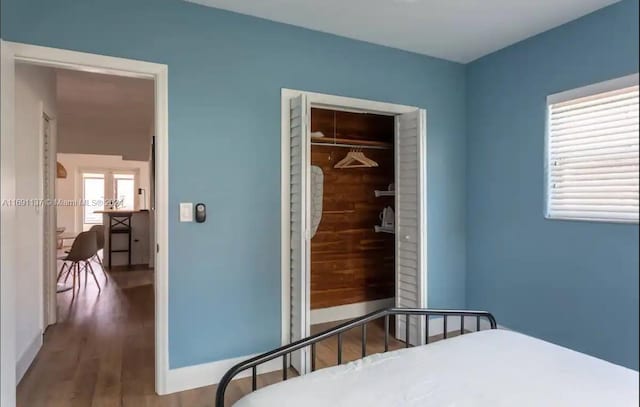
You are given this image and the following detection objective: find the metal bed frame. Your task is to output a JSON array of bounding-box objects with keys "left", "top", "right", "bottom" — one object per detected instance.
[{"left": 215, "top": 308, "right": 497, "bottom": 407}]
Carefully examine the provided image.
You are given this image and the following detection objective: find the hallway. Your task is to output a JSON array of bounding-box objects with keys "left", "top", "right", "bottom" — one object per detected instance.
[{"left": 16, "top": 268, "right": 174, "bottom": 406}]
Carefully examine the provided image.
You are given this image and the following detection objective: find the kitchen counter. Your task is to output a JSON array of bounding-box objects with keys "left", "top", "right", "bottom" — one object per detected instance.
[{"left": 100, "top": 210, "right": 153, "bottom": 268}]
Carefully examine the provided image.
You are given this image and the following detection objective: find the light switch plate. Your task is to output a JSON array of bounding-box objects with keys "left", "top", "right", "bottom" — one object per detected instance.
[{"left": 179, "top": 202, "right": 193, "bottom": 222}]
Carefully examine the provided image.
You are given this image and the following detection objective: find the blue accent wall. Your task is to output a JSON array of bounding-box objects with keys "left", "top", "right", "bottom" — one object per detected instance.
[
  {"left": 1, "top": 0, "right": 467, "bottom": 368},
  {"left": 466, "top": 0, "right": 639, "bottom": 370}
]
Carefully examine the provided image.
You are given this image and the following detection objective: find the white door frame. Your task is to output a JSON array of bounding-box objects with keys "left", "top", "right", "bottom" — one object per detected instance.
[
  {"left": 280, "top": 88, "right": 427, "bottom": 347},
  {"left": 0, "top": 41, "right": 170, "bottom": 401},
  {"left": 1, "top": 39, "right": 18, "bottom": 407},
  {"left": 40, "top": 112, "right": 57, "bottom": 328}
]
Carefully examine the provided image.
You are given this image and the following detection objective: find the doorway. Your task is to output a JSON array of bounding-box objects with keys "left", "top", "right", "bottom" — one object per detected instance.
[
  {"left": 280, "top": 89, "right": 427, "bottom": 375},
  {"left": 308, "top": 107, "right": 396, "bottom": 323},
  {"left": 0, "top": 41, "right": 169, "bottom": 405}
]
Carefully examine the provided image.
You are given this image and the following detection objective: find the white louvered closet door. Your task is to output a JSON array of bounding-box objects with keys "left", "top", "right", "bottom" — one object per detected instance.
[
  {"left": 395, "top": 109, "right": 426, "bottom": 346},
  {"left": 289, "top": 94, "right": 310, "bottom": 374}
]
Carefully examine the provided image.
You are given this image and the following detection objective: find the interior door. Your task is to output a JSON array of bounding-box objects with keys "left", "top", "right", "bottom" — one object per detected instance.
[
  {"left": 395, "top": 109, "right": 427, "bottom": 346},
  {"left": 0, "top": 38, "right": 17, "bottom": 407},
  {"left": 42, "top": 114, "right": 57, "bottom": 327},
  {"left": 289, "top": 94, "right": 310, "bottom": 374}
]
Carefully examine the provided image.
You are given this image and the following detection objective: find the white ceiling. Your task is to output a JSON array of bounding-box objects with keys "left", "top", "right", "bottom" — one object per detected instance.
[
  {"left": 57, "top": 69, "right": 154, "bottom": 161},
  {"left": 187, "top": 0, "right": 620, "bottom": 63}
]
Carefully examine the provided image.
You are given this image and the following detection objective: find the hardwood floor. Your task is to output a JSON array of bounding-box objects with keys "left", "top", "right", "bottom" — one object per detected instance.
[
  {"left": 18, "top": 264, "right": 406, "bottom": 407},
  {"left": 17, "top": 266, "right": 169, "bottom": 407}
]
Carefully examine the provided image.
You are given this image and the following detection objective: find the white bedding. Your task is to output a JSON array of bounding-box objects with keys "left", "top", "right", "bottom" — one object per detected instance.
[{"left": 234, "top": 329, "right": 639, "bottom": 407}]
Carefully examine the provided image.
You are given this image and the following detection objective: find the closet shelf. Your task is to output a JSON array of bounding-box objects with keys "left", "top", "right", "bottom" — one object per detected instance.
[
  {"left": 374, "top": 190, "right": 395, "bottom": 197},
  {"left": 311, "top": 136, "right": 392, "bottom": 149},
  {"left": 374, "top": 225, "right": 395, "bottom": 234}
]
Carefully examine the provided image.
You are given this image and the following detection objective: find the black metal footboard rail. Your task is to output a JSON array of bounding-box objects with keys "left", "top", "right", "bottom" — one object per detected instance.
[{"left": 215, "top": 308, "right": 497, "bottom": 407}]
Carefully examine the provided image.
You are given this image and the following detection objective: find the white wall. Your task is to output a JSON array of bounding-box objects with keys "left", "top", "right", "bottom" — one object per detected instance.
[
  {"left": 56, "top": 153, "right": 151, "bottom": 235},
  {"left": 14, "top": 63, "right": 57, "bottom": 382},
  {"left": 56, "top": 69, "right": 154, "bottom": 161},
  {"left": 1, "top": 39, "right": 18, "bottom": 407}
]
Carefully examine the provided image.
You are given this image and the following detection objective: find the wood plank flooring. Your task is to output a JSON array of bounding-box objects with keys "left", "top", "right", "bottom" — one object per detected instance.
[{"left": 18, "top": 265, "right": 406, "bottom": 407}]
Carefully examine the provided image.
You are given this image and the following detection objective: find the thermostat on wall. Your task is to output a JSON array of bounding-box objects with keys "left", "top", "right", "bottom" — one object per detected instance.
[{"left": 195, "top": 203, "right": 206, "bottom": 223}]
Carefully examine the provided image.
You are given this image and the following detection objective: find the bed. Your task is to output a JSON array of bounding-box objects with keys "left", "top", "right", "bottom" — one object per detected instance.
[{"left": 216, "top": 308, "right": 639, "bottom": 406}]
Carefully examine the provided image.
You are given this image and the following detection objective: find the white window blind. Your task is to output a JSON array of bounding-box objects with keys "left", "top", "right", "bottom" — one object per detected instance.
[{"left": 547, "top": 75, "right": 639, "bottom": 223}]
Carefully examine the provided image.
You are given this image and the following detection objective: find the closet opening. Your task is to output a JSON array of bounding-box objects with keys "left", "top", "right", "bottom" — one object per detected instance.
[
  {"left": 309, "top": 107, "right": 396, "bottom": 334},
  {"left": 283, "top": 89, "right": 426, "bottom": 375}
]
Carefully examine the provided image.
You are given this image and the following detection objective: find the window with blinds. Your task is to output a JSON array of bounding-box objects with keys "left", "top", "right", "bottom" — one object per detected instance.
[{"left": 546, "top": 75, "right": 639, "bottom": 223}]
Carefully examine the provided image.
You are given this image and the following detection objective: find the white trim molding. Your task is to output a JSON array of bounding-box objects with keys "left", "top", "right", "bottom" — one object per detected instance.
[
  {"left": 425, "top": 315, "right": 495, "bottom": 337},
  {"left": 163, "top": 321, "right": 510, "bottom": 395},
  {"left": 165, "top": 354, "right": 280, "bottom": 395},
  {"left": 310, "top": 298, "right": 395, "bottom": 325},
  {"left": 1, "top": 39, "right": 18, "bottom": 407},
  {"left": 0, "top": 41, "right": 170, "bottom": 401},
  {"left": 547, "top": 73, "right": 639, "bottom": 105},
  {"left": 41, "top": 112, "right": 58, "bottom": 329},
  {"left": 16, "top": 333, "right": 42, "bottom": 383}
]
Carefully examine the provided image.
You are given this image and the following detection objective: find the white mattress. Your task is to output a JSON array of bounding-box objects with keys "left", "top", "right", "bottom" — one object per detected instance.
[{"left": 234, "top": 329, "right": 639, "bottom": 407}]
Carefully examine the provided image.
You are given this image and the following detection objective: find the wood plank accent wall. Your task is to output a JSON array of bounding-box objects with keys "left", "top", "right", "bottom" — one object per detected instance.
[
  {"left": 310, "top": 108, "right": 395, "bottom": 309},
  {"left": 311, "top": 108, "right": 394, "bottom": 143}
]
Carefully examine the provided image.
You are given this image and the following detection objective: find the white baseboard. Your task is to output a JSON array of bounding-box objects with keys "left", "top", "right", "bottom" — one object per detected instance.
[
  {"left": 162, "top": 319, "right": 509, "bottom": 394},
  {"left": 425, "top": 315, "right": 499, "bottom": 337},
  {"left": 164, "top": 353, "right": 281, "bottom": 394},
  {"left": 16, "top": 332, "right": 42, "bottom": 383},
  {"left": 310, "top": 298, "right": 395, "bottom": 325}
]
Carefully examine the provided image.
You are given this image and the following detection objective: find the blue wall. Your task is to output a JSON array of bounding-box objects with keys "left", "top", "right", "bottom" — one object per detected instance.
[
  {"left": 1, "top": 0, "right": 467, "bottom": 368},
  {"left": 4, "top": 0, "right": 637, "bottom": 372},
  {"left": 466, "top": 0, "right": 639, "bottom": 370}
]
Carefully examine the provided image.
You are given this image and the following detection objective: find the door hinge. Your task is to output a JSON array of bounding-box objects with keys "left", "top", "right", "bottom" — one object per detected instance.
[{"left": 156, "top": 244, "right": 160, "bottom": 253}]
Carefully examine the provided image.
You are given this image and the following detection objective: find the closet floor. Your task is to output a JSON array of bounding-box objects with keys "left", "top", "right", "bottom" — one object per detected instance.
[{"left": 309, "top": 319, "right": 406, "bottom": 368}]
